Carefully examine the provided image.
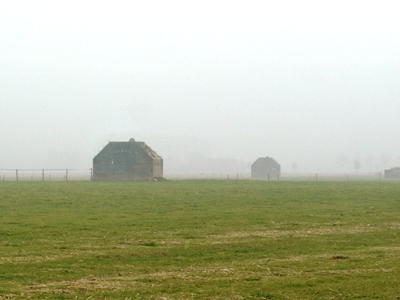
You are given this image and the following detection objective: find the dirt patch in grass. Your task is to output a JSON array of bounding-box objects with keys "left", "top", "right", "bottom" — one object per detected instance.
[
  {"left": 384, "top": 222, "right": 400, "bottom": 229},
  {"left": 0, "top": 254, "right": 73, "bottom": 263},
  {"left": 332, "top": 255, "right": 349, "bottom": 259},
  {"left": 212, "top": 225, "right": 378, "bottom": 240},
  {"left": 319, "top": 268, "right": 394, "bottom": 275},
  {"left": 22, "top": 264, "right": 304, "bottom": 296},
  {"left": 0, "top": 248, "right": 111, "bottom": 264},
  {"left": 371, "top": 246, "right": 400, "bottom": 251},
  {"left": 25, "top": 277, "right": 128, "bottom": 294}
]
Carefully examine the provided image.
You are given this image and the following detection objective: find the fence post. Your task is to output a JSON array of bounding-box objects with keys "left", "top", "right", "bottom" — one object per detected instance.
[
  {"left": 66, "top": 169, "right": 68, "bottom": 181},
  {"left": 42, "top": 169, "right": 45, "bottom": 181},
  {"left": 16, "top": 169, "right": 18, "bottom": 181},
  {"left": 90, "top": 168, "right": 93, "bottom": 181}
]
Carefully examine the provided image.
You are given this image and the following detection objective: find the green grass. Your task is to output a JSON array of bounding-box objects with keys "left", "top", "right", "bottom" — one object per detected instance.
[{"left": 1, "top": 180, "right": 400, "bottom": 299}]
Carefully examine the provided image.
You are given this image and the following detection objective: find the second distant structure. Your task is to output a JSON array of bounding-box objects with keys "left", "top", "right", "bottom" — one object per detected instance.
[
  {"left": 251, "top": 156, "right": 281, "bottom": 179},
  {"left": 93, "top": 138, "right": 163, "bottom": 181},
  {"left": 384, "top": 167, "right": 400, "bottom": 179}
]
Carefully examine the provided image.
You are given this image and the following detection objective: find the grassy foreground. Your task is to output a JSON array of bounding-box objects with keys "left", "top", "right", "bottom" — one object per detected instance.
[{"left": 0, "top": 180, "right": 400, "bottom": 299}]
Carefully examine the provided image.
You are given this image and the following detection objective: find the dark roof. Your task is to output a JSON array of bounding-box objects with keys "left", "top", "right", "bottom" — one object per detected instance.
[
  {"left": 252, "top": 156, "right": 280, "bottom": 165},
  {"left": 97, "top": 139, "right": 162, "bottom": 160}
]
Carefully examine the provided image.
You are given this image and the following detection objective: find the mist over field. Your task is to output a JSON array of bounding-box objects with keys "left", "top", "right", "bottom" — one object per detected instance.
[{"left": 1, "top": 1, "right": 399, "bottom": 175}]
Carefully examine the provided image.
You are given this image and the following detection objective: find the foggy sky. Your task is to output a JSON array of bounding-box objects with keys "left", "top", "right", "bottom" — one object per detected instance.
[{"left": 1, "top": 1, "right": 399, "bottom": 174}]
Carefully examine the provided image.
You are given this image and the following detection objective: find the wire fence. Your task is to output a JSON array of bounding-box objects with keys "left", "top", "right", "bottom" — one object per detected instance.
[
  {"left": 164, "top": 172, "right": 387, "bottom": 181},
  {"left": 0, "top": 169, "right": 92, "bottom": 181},
  {"left": 0, "top": 169, "right": 391, "bottom": 182}
]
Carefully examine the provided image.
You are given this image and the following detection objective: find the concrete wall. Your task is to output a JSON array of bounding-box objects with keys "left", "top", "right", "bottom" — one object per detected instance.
[{"left": 251, "top": 157, "right": 281, "bottom": 179}]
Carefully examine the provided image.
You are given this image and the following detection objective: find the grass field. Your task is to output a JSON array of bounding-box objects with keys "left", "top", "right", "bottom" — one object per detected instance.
[{"left": 1, "top": 180, "right": 400, "bottom": 299}]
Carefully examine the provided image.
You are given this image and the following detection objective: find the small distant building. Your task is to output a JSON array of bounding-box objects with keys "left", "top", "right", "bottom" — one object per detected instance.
[
  {"left": 93, "top": 138, "right": 163, "bottom": 181},
  {"left": 251, "top": 156, "right": 281, "bottom": 179},
  {"left": 384, "top": 167, "right": 400, "bottom": 179}
]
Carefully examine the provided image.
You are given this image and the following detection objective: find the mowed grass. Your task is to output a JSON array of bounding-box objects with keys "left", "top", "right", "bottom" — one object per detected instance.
[{"left": 1, "top": 180, "right": 400, "bottom": 299}]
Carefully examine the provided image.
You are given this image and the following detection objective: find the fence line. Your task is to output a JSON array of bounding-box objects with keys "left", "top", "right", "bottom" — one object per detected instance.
[
  {"left": 167, "top": 172, "right": 386, "bottom": 181},
  {"left": 0, "top": 169, "right": 93, "bottom": 181},
  {"left": 0, "top": 169, "right": 388, "bottom": 182}
]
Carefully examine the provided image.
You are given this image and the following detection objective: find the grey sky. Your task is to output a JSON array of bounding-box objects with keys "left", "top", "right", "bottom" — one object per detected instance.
[{"left": 1, "top": 1, "right": 399, "bottom": 174}]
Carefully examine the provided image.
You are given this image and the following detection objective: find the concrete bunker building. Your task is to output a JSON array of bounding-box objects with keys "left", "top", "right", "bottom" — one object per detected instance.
[
  {"left": 93, "top": 138, "right": 163, "bottom": 181},
  {"left": 251, "top": 156, "right": 281, "bottom": 179},
  {"left": 384, "top": 167, "right": 400, "bottom": 179}
]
